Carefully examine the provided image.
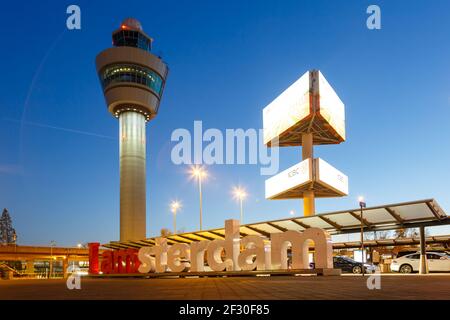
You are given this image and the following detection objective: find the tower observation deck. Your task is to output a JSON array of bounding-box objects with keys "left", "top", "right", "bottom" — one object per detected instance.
[{"left": 95, "top": 18, "right": 169, "bottom": 241}]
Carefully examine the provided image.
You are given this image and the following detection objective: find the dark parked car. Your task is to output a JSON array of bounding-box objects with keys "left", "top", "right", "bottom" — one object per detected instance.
[{"left": 333, "top": 256, "right": 376, "bottom": 274}]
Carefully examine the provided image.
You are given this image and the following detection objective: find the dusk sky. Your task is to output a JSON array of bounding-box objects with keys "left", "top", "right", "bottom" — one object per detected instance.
[{"left": 1, "top": 0, "right": 449, "bottom": 246}]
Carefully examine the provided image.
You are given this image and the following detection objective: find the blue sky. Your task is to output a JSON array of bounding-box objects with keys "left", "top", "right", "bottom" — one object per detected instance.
[{"left": 0, "top": 0, "right": 449, "bottom": 246}]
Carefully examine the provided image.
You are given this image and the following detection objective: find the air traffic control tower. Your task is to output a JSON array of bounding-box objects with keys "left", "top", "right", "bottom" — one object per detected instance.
[
  {"left": 96, "top": 18, "right": 169, "bottom": 241},
  {"left": 264, "top": 70, "right": 348, "bottom": 216}
]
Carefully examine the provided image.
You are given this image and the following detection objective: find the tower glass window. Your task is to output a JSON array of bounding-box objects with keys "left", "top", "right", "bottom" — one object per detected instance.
[
  {"left": 100, "top": 64, "right": 164, "bottom": 96},
  {"left": 112, "top": 30, "right": 152, "bottom": 52}
]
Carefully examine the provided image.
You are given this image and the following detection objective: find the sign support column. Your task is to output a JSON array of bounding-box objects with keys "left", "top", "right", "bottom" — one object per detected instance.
[{"left": 302, "top": 133, "right": 315, "bottom": 216}]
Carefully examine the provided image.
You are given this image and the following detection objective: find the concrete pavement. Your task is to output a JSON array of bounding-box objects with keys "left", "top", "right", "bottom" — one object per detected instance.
[{"left": 1, "top": 274, "right": 449, "bottom": 300}]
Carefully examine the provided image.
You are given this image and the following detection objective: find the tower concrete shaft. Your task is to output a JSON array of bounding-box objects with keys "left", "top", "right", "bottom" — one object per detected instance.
[{"left": 119, "top": 111, "right": 146, "bottom": 241}]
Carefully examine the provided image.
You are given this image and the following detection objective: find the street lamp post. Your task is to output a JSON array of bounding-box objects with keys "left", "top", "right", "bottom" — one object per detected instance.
[
  {"left": 239, "top": 197, "right": 243, "bottom": 223},
  {"left": 49, "top": 240, "right": 56, "bottom": 279},
  {"left": 233, "top": 187, "right": 247, "bottom": 224},
  {"left": 358, "top": 197, "right": 366, "bottom": 276},
  {"left": 198, "top": 176, "right": 203, "bottom": 230},
  {"left": 191, "top": 167, "right": 207, "bottom": 230},
  {"left": 170, "top": 201, "right": 181, "bottom": 235}
]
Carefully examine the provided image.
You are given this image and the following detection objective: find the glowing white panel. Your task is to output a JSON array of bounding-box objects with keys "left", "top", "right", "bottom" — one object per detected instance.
[
  {"left": 315, "top": 158, "right": 348, "bottom": 196},
  {"left": 393, "top": 203, "right": 434, "bottom": 220},
  {"left": 326, "top": 213, "right": 360, "bottom": 226},
  {"left": 265, "top": 159, "right": 312, "bottom": 199},
  {"left": 276, "top": 220, "right": 305, "bottom": 231},
  {"left": 263, "top": 71, "right": 311, "bottom": 144},
  {"left": 301, "top": 216, "right": 333, "bottom": 229},
  {"left": 240, "top": 226, "right": 262, "bottom": 236},
  {"left": 364, "top": 208, "right": 395, "bottom": 224},
  {"left": 252, "top": 224, "right": 282, "bottom": 234},
  {"left": 317, "top": 71, "right": 346, "bottom": 140}
]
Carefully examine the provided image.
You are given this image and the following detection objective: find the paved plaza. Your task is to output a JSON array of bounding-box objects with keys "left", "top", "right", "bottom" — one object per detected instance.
[{"left": 1, "top": 274, "right": 449, "bottom": 300}]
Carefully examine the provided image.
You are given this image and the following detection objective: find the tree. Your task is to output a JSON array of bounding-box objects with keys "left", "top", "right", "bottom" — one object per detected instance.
[
  {"left": 160, "top": 228, "right": 172, "bottom": 237},
  {"left": 366, "top": 230, "right": 392, "bottom": 241},
  {"left": 0, "top": 209, "right": 17, "bottom": 245},
  {"left": 394, "top": 228, "right": 422, "bottom": 239}
]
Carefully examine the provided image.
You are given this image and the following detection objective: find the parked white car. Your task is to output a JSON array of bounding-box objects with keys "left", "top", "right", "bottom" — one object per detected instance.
[{"left": 391, "top": 252, "right": 450, "bottom": 273}]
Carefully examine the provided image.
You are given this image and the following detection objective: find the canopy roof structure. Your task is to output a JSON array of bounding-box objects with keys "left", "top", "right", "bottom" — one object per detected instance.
[
  {"left": 103, "top": 199, "right": 449, "bottom": 250},
  {"left": 332, "top": 235, "right": 450, "bottom": 249}
]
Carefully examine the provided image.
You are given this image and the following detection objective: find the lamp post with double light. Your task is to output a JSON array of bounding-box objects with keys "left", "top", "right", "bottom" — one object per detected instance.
[
  {"left": 49, "top": 240, "right": 56, "bottom": 278},
  {"left": 358, "top": 196, "right": 366, "bottom": 276},
  {"left": 191, "top": 166, "right": 207, "bottom": 230},
  {"left": 170, "top": 200, "right": 181, "bottom": 235},
  {"left": 233, "top": 187, "right": 247, "bottom": 224}
]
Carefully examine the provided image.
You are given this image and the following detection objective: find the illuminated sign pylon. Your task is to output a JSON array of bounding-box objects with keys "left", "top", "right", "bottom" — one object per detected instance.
[{"left": 263, "top": 70, "right": 348, "bottom": 216}]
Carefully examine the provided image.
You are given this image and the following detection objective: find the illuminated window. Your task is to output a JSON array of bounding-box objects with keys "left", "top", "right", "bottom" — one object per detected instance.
[{"left": 100, "top": 64, "right": 163, "bottom": 95}]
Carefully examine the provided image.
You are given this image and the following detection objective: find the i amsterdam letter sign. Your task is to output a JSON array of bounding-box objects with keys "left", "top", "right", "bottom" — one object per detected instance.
[{"left": 88, "top": 220, "right": 337, "bottom": 275}]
